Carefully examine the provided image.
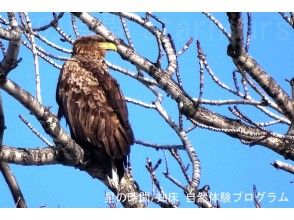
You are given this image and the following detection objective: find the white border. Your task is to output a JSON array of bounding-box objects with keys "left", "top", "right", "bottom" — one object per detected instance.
[
  {"left": 1, "top": 0, "right": 294, "bottom": 12},
  {"left": 0, "top": 208, "right": 293, "bottom": 219}
]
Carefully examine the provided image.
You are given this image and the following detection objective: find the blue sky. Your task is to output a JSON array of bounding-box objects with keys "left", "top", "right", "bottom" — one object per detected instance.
[{"left": 0, "top": 12, "right": 293, "bottom": 208}]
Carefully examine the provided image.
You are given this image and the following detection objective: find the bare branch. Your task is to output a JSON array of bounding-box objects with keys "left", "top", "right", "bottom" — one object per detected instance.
[
  {"left": 202, "top": 12, "right": 231, "bottom": 40},
  {"left": 0, "top": 145, "right": 58, "bottom": 165},
  {"left": 197, "top": 41, "right": 205, "bottom": 102},
  {"left": 253, "top": 185, "right": 261, "bottom": 208},
  {"left": 0, "top": 15, "right": 9, "bottom": 25},
  {"left": 272, "top": 160, "right": 294, "bottom": 175},
  {"left": 21, "top": 40, "right": 63, "bottom": 69},
  {"left": 145, "top": 158, "right": 178, "bottom": 207},
  {"left": 21, "top": 12, "right": 42, "bottom": 103},
  {"left": 106, "top": 61, "right": 157, "bottom": 86},
  {"left": 245, "top": 13, "right": 252, "bottom": 52},
  {"left": 71, "top": 14, "right": 80, "bottom": 38},
  {"left": 0, "top": 81, "right": 27, "bottom": 208},
  {"left": 169, "top": 149, "right": 191, "bottom": 184},
  {"left": 0, "top": 13, "right": 21, "bottom": 76},
  {"left": 279, "top": 12, "right": 294, "bottom": 28},
  {"left": 163, "top": 172, "right": 186, "bottom": 190},
  {"left": 18, "top": 114, "right": 52, "bottom": 146},
  {"left": 33, "top": 12, "right": 65, "bottom": 32},
  {"left": 126, "top": 97, "right": 156, "bottom": 109},
  {"left": 120, "top": 17, "right": 134, "bottom": 48},
  {"left": 33, "top": 32, "right": 72, "bottom": 54},
  {"left": 53, "top": 23, "right": 74, "bottom": 44},
  {"left": 0, "top": 162, "right": 27, "bottom": 208},
  {"left": 0, "top": 78, "right": 84, "bottom": 164},
  {"left": 0, "top": 39, "right": 6, "bottom": 56},
  {"left": 135, "top": 139, "right": 184, "bottom": 150},
  {"left": 227, "top": 12, "right": 294, "bottom": 122},
  {"left": 197, "top": 40, "right": 241, "bottom": 97},
  {"left": 0, "top": 27, "right": 14, "bottom": 41},
  {"left": 177, "top": 37, "right": 193, "bottom": 56},
  {"left": 154, "top": 100, "right": 201, "bottom": 189},
  {"left": 111, "top": 12, "right": 177, "bottom": 77}
]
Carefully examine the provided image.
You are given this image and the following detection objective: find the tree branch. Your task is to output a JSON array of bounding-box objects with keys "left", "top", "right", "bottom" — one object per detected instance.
[
  {"left": 0, "top": 13, "right": 21, "bottom": 76},
  {"left": 0, "top": 145, "right": 58, "bottom": 165},
  {"left": 227, "top": 12, "right": 294, "bottom": 122},
  {"left": 0, "top": 90, "right": 27, "bottom": 208},
  {"left": 0, "top": 162, "right": 27, "bottom": 208},
  {"left": 272, "top": 160, "right": 294, "bottom": 175},
  {"left": 73, "top": 12, "right": 294, "bottom": 160},
  {"left": 0, "top": 78, "right": 84, "bottom": 164}
]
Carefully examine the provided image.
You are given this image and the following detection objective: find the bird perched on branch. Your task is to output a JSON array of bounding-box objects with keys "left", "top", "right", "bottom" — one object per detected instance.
[{"left": 56, "top": 35, "right": 134, "bottom": 182}]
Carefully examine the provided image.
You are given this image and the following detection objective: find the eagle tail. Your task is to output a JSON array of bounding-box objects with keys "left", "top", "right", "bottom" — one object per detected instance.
[
  {"left": 107, "top": 157, "right": 126, "bottom": 182},
  {"left": 90, "top": 147, "right": 126, "bottom": 181},
  {"left": 109, "top": 159, "right": 126, "bottom": 184},
  {"left": 76, "top": 140, "right": 126, "bottom": 182}
]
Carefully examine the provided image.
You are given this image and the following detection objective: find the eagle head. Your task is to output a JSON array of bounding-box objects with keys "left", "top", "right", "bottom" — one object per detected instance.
[{"left": 72, "top": 35, "right": 117, "bottom": 58}]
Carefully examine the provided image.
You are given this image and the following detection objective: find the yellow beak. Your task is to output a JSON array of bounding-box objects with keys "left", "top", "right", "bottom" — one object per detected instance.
[{"left": 97, "top": 42, "right": 117, "bottom": 51}]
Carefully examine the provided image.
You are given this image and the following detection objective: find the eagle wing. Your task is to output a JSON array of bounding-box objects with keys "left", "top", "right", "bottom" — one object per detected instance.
[{"left": 56, "top": 57, "right": 133, "bottom": 159}]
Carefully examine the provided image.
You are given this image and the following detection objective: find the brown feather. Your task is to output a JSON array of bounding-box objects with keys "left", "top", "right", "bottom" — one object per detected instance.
[{"left": 56, "top": 36, "right": 134, "bottom": 179}]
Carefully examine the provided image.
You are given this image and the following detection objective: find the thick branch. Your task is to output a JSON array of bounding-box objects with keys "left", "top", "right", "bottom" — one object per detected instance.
[
  {"left": 227, "top": 12, "right": 294, "bottom": 122},
  {"left": 0, "top": 145, "right": 58, "bottom": 165},
  {"left": 0, "top": 78, "right": 84, "bottom": 164},
  {"left": 0, "top": 27, "right": 14, "bottom": 40},
  {"left": 0, "top": 13, "right": 21, "bottom": 76}
]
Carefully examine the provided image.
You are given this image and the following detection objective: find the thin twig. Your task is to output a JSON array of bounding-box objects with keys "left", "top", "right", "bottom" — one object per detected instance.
[
  {"left": 202, "top": 12, "right": 231, "bottom": 40},
  {"left": 197, "top": 40, "right": 241, "bottom": 97},
  {"left": 177, "top": 37, "right": 193, "bottom": 56},
  {"left": 0, "top": 15, "right": 9, "bottom": 25},
  {"left": 197, "top": 43, "right": 205, "bottom": 102},
  {"left": 163, "top": 172, "right": 186, "bottom": 190},
  {"left": 22, "top": 12, "right": 42, "bottom": 103},
  {"left": 18, "top": 114, "right": 52, "bottom": 146},
  {"left": 120, "top": 17, "right": 134, "bottom": 48},
  {"left": 241, "top": 75, "right": 250, "bottom": 98},
  {"left": 21, "top": 40, "right": 63, "bottom": 69},
  {"left": 119, "top": 16, "right": 144, "bottom": 77},
  {"left": 135, "top": 139, "right": 184, "bottom": 150},
  {"left": 169, "top": 149, "right": 191, "bottom": 184},
  {"left": 106, "top": 61, "right": 157, "bottom": 86},
  {"left": 33, "top": 32, "right": 72, "bottom": 54},
  {"left": 33, "top": 12, "right": 65, "bottom": 32},
  {"left": 253, "top": 185, "right": 261, "bottom": 208},
  {"left": 0, "top": 39, "right": 6, "bottom": 56},
  {"left": 145, "top": 158, "right": 177, "bottom": 207},
  {"left": 71, "top": 14, "right": 80, "bottom": 38},
  {"left": 145, "top": 12, "right": 166, "bottom": 33},
  {"left": 125, "top": 97, "right": 156, "bottom": 109},
  {"left": 245, "top": 13, "right": 252, "bottom": 52},
  {"left": 256, "top": 120, "right": 282, "bottom": 127}
]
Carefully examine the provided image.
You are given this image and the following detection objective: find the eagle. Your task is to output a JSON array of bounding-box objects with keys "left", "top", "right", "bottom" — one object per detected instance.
[{"left": 56, "top": 35, "right": 134, "bottom": 181}]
